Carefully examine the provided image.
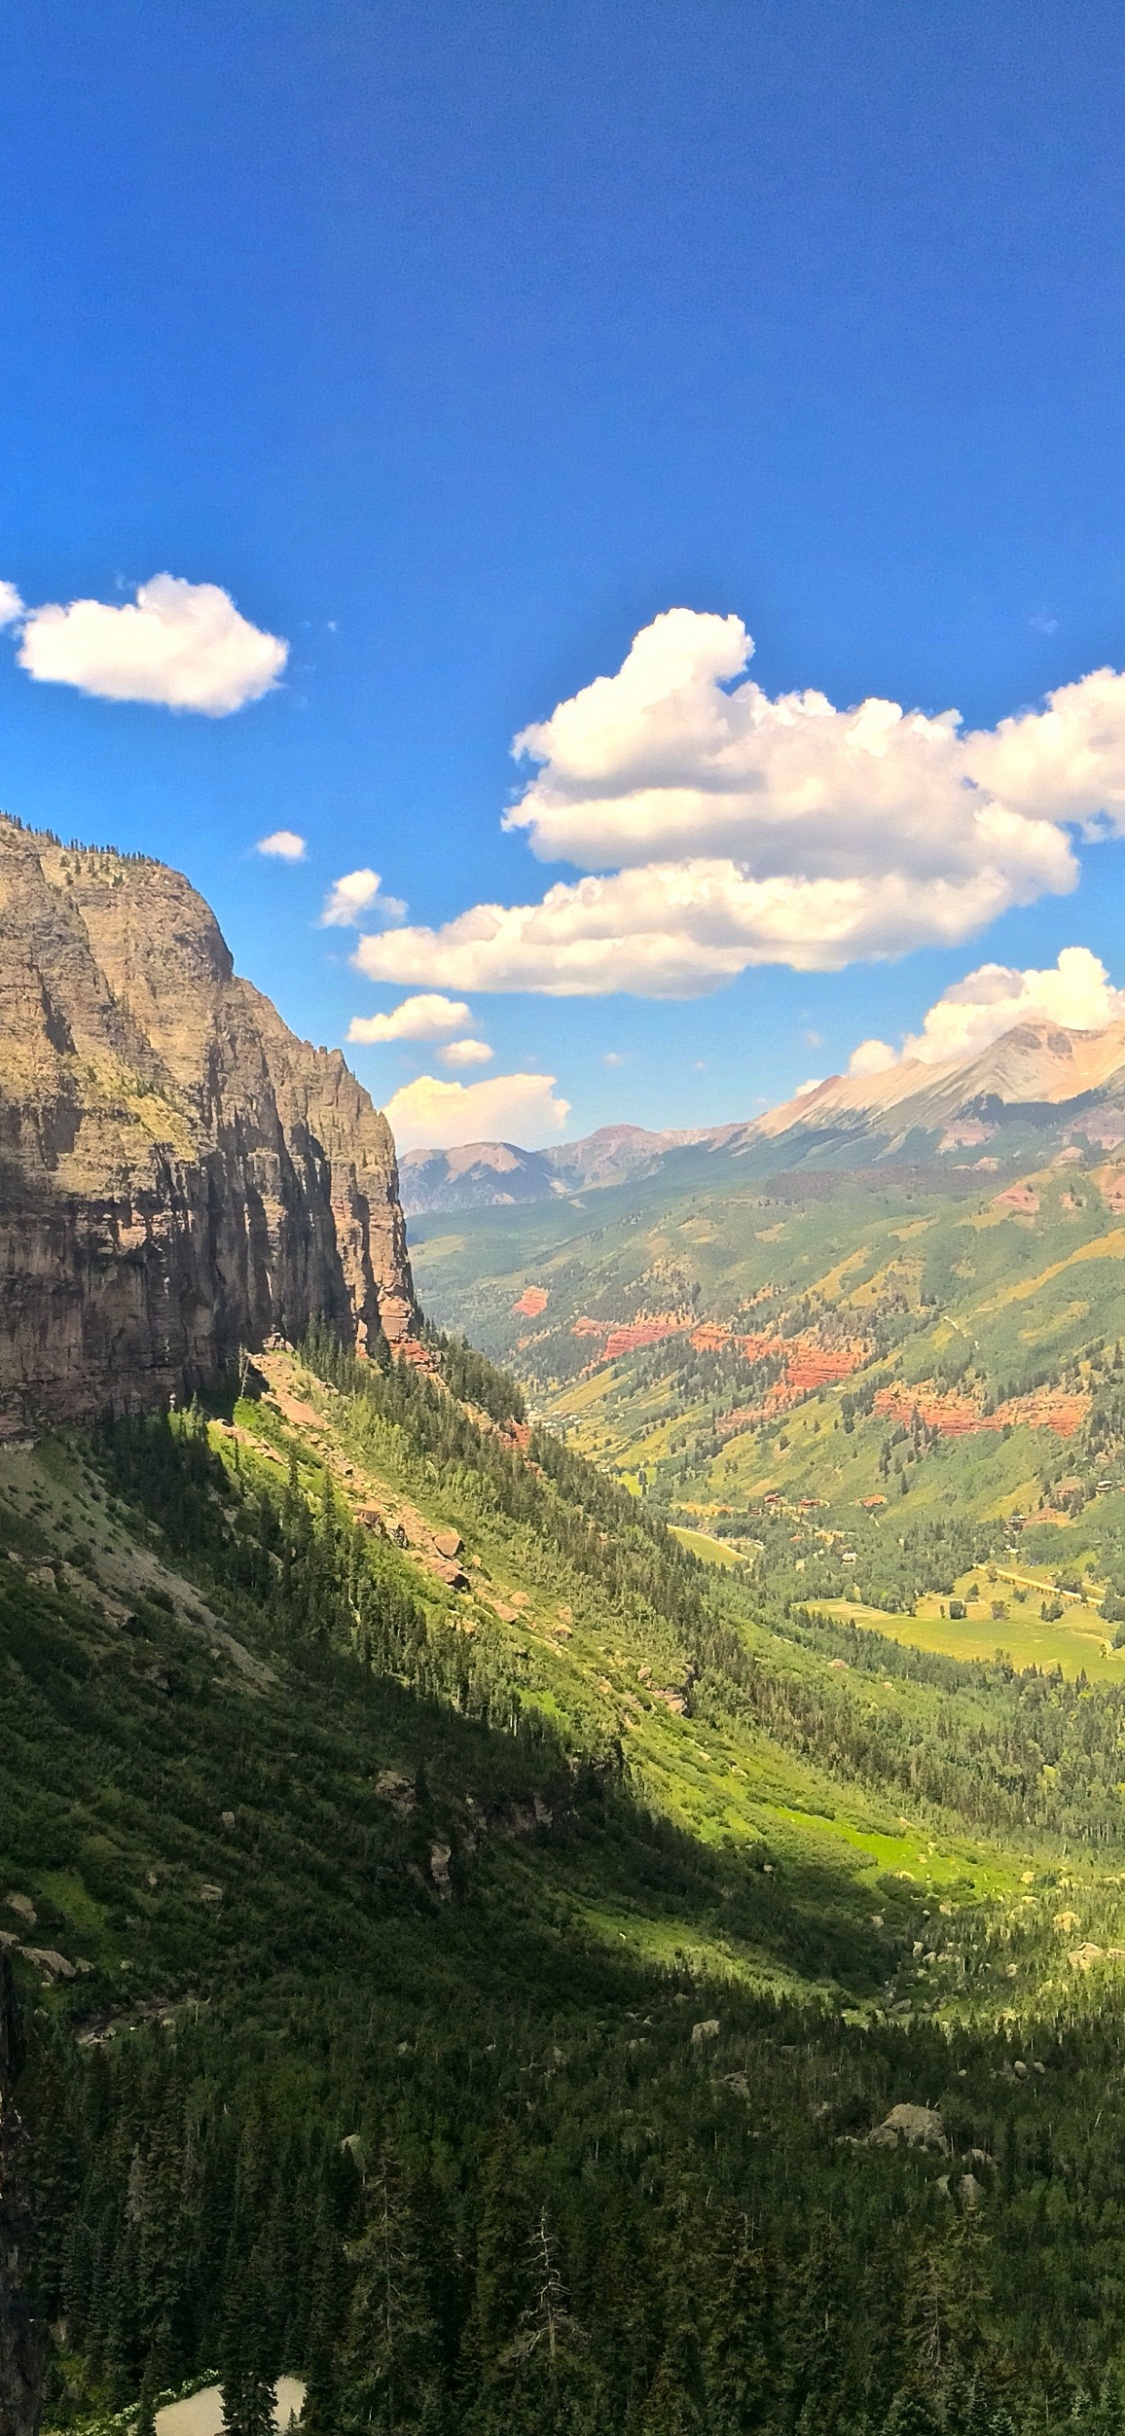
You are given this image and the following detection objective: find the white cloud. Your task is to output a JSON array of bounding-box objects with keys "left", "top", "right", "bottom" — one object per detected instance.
[
  {"left": 355, "top": 606, "right": 1120, "bottom": 994},
  {"left": 847, "top": 946, "right": 1125, "bottom": 1077},
  {"left": 794, "top": 1077, "right": 824, "bottom": 1098},
  {"left": 345, "top": 992, "right": 472, "bottom": 1045},
  {"left": 15, "top": 574, "right": 287, "bottom": 714},
  {"left": 321, "top": 869, "right": 408, "bottom": 927},
  {"left": 900, "top": 945, "right": 1125, "bottom": 1067},
  {"left": 848, "top": 1037, "right": 899, "bottom": 1076},
  {"left": 256, "top": 829, "right": 307, "bottom": 862},
  {"left": 438, "top": 1037, "right": 494, "bottom": 1067},
  {"left": 321, "top": 868, "right": 383, "bottom": 925},
  {"left": 968, "top": 668, "right": 1125, "bottom": 828},
  {"left": 0, "top": 581, "right": 23, "bottom": 627},
  {"left": 382, "top": 1069, "right": 570, "bottom": 1152},
  {"left": 355, "top": 855, "right": 1049, "bottom": 995}
]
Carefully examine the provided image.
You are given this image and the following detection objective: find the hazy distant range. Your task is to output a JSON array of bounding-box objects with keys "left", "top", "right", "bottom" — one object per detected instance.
[{"left": 398, "top": 1014, "right": 1125, "bottom": 1215}]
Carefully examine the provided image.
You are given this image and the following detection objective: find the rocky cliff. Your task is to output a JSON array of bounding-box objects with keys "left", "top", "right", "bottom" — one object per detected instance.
[
  {"left": 0, "top": 1954, "right": 40, "bottom": 2436},
  {"left": 0, "top": 816, "right": 415, "bottom": 1433}
]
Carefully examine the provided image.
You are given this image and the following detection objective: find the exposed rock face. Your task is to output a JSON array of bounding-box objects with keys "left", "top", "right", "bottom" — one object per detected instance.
[
  {"left": 0, "top": 1953, "right": 41, "bottom": 2436},
  {"left": 0, "top": 816, "right": 415, "bottom": 1432}
]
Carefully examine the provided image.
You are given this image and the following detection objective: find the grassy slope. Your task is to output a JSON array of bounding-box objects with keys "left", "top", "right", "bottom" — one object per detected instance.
[
  {"left": 3, "top": 1344, "right": 1121, "bottom": 2039},
  {"left": 0, "top": 1387, "right": 914, "bottom": 2035}
]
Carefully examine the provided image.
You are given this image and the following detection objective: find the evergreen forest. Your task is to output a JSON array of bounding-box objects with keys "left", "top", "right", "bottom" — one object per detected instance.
[{"left": 12, "top": 1271, "right": 1125, "bottom": 2435}]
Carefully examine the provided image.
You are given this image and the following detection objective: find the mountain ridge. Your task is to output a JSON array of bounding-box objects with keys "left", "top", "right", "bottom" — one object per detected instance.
[
  {"left": 403, "top": 1015, "right": 1125, "bottom": 1213},
  {"left": 400, "top": 1120, "right": 716, "bottom": 1213}
]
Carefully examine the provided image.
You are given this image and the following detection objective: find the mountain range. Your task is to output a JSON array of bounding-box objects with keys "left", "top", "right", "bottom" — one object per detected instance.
[
  {"left": 398, "top": 1121, "right": 713, "bottom": 1212},
  {"left": 402, "top": 1015, "right": 1125, "bottom": 1213}
]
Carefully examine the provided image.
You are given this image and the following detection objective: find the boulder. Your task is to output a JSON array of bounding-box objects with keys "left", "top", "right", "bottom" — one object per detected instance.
[
  {"left": 374, "top": 1769, "right": 416, "bottom": 1816},
  {"left": 868, "top": 2104, "right": 946, "bottom": 2150},
  {"left": 21, "top": 1948, "right": 75, "bottom": 1981}
]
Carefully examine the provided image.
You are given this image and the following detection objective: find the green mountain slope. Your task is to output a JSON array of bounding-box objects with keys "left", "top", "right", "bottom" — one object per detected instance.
[
  {"left": 411, "top": 1153, "right": 1125, "bottom": 1676},
  {"left": 12, "top": 1330, "right": 1125, "bottom": 2431}
]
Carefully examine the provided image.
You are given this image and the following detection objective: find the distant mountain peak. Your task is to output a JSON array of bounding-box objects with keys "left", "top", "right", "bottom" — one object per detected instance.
[
  {"left": 402, "top": 1012, "right": 1125, "bottom": 1217},
  {"left": 399, "top": 1121, "right": 714, "bottom": 1213},
  {"left": 737, "top": 1012, "right": 1125, "bottom": 1168}
]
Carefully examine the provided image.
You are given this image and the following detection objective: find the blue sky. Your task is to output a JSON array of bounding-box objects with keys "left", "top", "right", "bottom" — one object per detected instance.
[{"left": 6, "top": 0, "right": 1125, "bottom": 1146}]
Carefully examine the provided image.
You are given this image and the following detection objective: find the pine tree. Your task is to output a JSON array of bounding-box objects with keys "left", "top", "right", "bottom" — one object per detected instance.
[
  {"left": 900, "top": 2221, "right": 986, "bottom": 2421},
  {"left": 134, "top": 2348, "right": 161, "bottom": 2436},
  {"left": 219, "top": 2256, "right": 276, "bottom": 2436},
  {"left": 460, "top": 2129, "right": 533, "bottom": 2397},
  {"left": 699, "top": 2211, "right": 773, "bottom": 2435},
  {"left": 299, "top": 2325, "right": 340, "bottom": 2436},
  {"left": 881, "top": 2392, "right": 941, "bottom": 2436},
  {"left": 340, "top": 2144, "right": 441, "bottom": 2436},
  {"left": 784, "top": 2210, "right": 850, "bottom": 2428}
]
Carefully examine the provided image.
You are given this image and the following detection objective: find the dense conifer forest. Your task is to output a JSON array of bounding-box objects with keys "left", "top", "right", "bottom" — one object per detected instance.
[{"left": 10, "top": 1323, "right": 1125, "bottom": 2432}]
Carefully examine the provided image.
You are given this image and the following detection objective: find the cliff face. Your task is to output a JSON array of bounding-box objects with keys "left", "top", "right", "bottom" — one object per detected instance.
[
  {"left": 0, "top": 1955, "right": 40, "bottom": 2436},
  {"left": 0, "top": 816, "right": 415, "bottom": 1433}
]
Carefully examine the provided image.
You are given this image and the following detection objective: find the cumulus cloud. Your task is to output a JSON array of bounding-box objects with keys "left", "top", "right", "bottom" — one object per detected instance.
[
  {"left": 847, "top": 1036, "right": 900, "bottom": 1076},
  {"left": 321, "top": 869, "right": 383, "bottom": 925},
  {"left": 382, "top": 1069, "right": 570, "bottom": 1153},
  {"left": 900, "top": 945, "right": 1125, "bottom": 1067},
  {"left": 355, "top": 607, "right": 1125, "bottom": 994},
  {"left": 0, "top": 581, "right": 23, "bottom": 626},
  {"left": 355, "top": 856, "right": 1046, "bottom": 995},
  {"left": 320, "top": 868, "right": 406, "bottom": 929},
  {"left": 14, "top": 574, "right": 287, "bottom": 713},
  {"left": 438, "top": 1038, "right": 494, "bottom": 1067},
  {"left": 345, "top": 992, "right": 472, "bottom": 1045},
  {"left": 847, "top": 946, "right": 1125, "bottom": 1077},
  {"left": 256, "top": 829, "right": 306, "bottom": 862}
]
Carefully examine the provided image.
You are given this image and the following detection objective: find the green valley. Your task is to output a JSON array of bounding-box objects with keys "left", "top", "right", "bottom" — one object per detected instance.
[{"left": 411, "top": 1150, "right": 1125, "bottom": 1685}]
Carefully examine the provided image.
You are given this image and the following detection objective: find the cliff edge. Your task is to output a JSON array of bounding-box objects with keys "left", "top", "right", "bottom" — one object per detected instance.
[{"left": 0, "top": 816, "right": 415, "bottom": 1432}]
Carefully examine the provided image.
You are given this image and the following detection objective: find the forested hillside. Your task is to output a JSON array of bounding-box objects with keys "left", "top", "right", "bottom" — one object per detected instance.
[
  {"left": 411, "top": 1151, "right": 1125, "bottom": 1675},
  {"left": 10, "top": 1319, "right": 1125, "bottom": 2434}
]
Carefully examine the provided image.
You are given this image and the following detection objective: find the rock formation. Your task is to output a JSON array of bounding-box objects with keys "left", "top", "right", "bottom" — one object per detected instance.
[
  {"left": 0, "top": 816, "right": 415, "bottom": 1432},
  {"left": 0, "top": 1953, "right": 40, "bottom": 2436}
]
